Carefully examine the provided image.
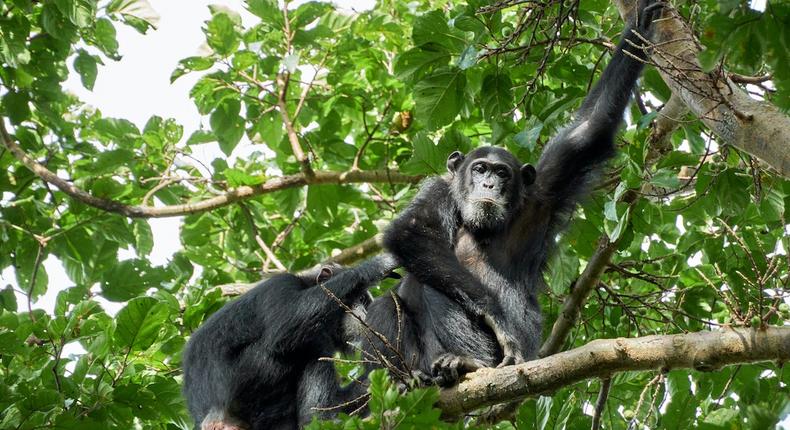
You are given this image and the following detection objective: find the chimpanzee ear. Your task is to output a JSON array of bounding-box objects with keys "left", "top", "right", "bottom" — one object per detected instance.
[
  {"left": 521, "top": 164, "right": 536, "bottom": 185},
  {"left": 447, "top": 151, "right": 465, "bottom": 173},
  {"left": 316, "top": 266, "right": 334, "bottom": 284}
]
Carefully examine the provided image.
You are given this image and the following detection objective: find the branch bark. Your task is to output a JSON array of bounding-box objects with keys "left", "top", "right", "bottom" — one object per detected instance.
[
  {"left": 0, "top": 121, "right": 422, "bottom": 218},
  {"left": 613, "top": 0, "right": 790, "bottom": 177},
  {"left": 439, "top": 326, "right": 790, "bottom": 419},
  {"left": 325, "top": 235, "right": 383, "bottom": 265}
]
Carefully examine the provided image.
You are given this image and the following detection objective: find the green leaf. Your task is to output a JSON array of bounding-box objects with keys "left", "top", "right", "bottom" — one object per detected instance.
[
  {"left": 0, "top": 15, "right": 31, "bottom": 67},
  {"left": 133, "top": 220, "right": 154, "bottom": 256},
  {"left": 649, "top": 168, "right": 681, "bottom": 189},
  {"left": 456, "top": 45, "right": 478, "bottom": 70},
  {"left": 307, "top": 185, "right": 341, "bottom": 218},
  {"left": 170, "top": 56, "right": 215, "bottom": 83},
  {"left": 186, "top": 129, "right": 216, "bottom": 145},
  {"left": 2, "top": 90, "right": 31, "bottom": 125},
  {"left": 93, "top": 18, "right": 120, "bottom": 59},
  {"left": 254, "top": 110, "right": 283, "bottom": 145},
  {"left": 414, "top": 67, "right": 466, "bottom": 130},
  {"left": 74, "top": 50, "right": 99, "bottom": 90},
  {"left": 546, "top": 245, "right": 579, "bottom": 295},
  {"left": 662, "top": 371, "right": 696, "bottom": 429},
  {"left": 92, "top": 148, "right": 135, "bottom": 174},
  {"left": 107, "top": 0, "right": 160, "bottom": 32},
  {"left": 514, "top": 121, "right": 543, "bottom": 150},
  {"left": 41, "top": 8, "right": 74, "bottom": 45},
  {"left": 453, "top": 15, "right": 486, "bottom": 37},
  {"left": 412, "top": 10, "right": 465, "bottom": 53},
  {"left": 54, "top": 0, "right": 96, "bottom": 28},
  {"left": 402, "top": 132, "right": 450, "bottom": 174},
  {"left": 0, "top": 285, "right": 17, "bottom": 312},
  {"left": 14, "top": 241, "right": 48, "bottom": 299},
  {"left": 247, "top": 0, "right": 283, "bottom": 26},
  {"left": 699, "top": 408, "right": 739, "bottom": 429},
  {"left": 224, "top": 167, "right": 265, "bottom": 187},
  {"left": 100, "top": 259, "right": 173, "bottom": 301},
  {"left": 210, "top": 98, "right": 244, "bottom": 155},
  {"left": 604, "top": 206, "right": 630, "bottom": 242},
  {"left": 114, "top": 297, "right": 168, "bottom": 351},
  {"left": 481, "top": 72, "right": 513, "bottom": 119},
  {"left": 93, "top": 118, "right": 141, "bottom": 142},
  {"left": 206, "top": 12, "right": 240, "bottom": 57},
  {"left": 394, "top": 45, "right": 451, "bottom": 82},
  {"left": 292, "top": 2, "right": 332, "bottom": 28},
  {"left": 698, "top": 48, "right": 721, "bottom": 72}
]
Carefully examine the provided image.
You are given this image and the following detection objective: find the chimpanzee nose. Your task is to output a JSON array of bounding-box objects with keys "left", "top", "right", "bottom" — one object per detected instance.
[{"left": 483, "top": 182, "right": 494, "bottom": 189}]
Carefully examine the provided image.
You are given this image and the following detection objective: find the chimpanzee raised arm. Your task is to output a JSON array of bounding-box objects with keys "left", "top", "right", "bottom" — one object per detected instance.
[{"left": 534, "top": 0, "right": 664, "bottom": 220}]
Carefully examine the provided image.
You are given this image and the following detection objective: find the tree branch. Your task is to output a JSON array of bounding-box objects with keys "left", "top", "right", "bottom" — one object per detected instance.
[
  {"left": 326, "top": 235, "right": 383, "bottom": 265},
  {"left": 612, "top": 0, "right": 790, "bottom": 177},
  {"left": 277, "top": 73, "right": 314, "bottom": 178},
  {"left": 218, "top": 235, "right": 385, "bottom": 296},
  {"left": 591, "top": 377, "right": 612, "bottom": 430},
  {"left": 0, "top": 121, "right": 422, "bottom": 218},
  {"left": 439, "top": 326, "right": 790, "bottom": 420}
]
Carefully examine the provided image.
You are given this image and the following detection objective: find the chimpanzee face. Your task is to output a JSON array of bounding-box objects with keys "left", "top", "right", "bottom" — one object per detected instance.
[{"left": 448, "top": 147, "right": 535, "bottom": 233}]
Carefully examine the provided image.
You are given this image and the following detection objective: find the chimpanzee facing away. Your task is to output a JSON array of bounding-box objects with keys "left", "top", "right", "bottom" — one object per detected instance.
[
  {"left": 364, "top": 0, "right": 663, "bottom": 386},
  {"left": 182, "top": 255, "right": 398, "bottom": 430}
]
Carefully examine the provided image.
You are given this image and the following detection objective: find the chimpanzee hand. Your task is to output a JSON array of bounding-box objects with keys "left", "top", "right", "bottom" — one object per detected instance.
[
  {"left": 372, "top": 252, "right": 400, "bottom": 276},
  {"left": 431, "top": 353, "right": 485, "bottom": 387},
  {"left": 483, "top": 313, "right": 527, "bottom": 368},
  {"left": 395, "top": 369, "right": 434, "bottom": 392},
  {"left": 634, "top": 0, "right": 664, "bottom": 40}
]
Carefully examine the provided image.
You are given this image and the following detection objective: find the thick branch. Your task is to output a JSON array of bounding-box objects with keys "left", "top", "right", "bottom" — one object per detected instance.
[
  {"left": 326, "top": 235, "right": 383, "bottom": 265},
  {"left": 439, "top": 326, "right": 790, "bottom": 419},
  {"left": 0, "top": 121, "right": 422, "bottom": 218},
  {"left": 613, "top": 0, "right": 790, "bottom": 177}
]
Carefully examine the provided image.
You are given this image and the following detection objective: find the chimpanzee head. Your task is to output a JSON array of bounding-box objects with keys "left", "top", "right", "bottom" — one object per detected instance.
[{"left": 448, "top": 146, "right": 535, "bottom": 233}]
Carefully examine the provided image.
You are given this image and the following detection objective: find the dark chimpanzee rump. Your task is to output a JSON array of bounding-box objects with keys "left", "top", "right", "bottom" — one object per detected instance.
[
  {"left": 182, "top": 254, "right": 398, "bottom": 430},
  {"left": 363, "top": 0, "right": 664, "bottom": 386}
]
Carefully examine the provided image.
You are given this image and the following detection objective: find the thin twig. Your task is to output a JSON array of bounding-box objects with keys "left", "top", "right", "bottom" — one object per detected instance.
[{"left": 592, "top": 377, "right": 612, "bottom": 430}]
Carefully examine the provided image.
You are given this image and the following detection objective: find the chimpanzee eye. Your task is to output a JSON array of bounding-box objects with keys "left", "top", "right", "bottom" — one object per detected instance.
[
  {"left": 495, "top": 168, "right": 510, "bottom": 179},
  {"left": 472, "top": 164, "right": 486, "bottom": 174}
]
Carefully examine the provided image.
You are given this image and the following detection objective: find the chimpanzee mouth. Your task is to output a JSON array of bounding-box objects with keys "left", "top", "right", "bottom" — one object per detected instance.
[{"left": 471, "top": 197, "right": 501, "bottom": 205}]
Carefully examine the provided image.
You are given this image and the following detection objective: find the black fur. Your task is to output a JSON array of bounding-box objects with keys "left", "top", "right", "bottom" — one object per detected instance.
[
  {"left": 182, "top": 255, "right": 398, "bottom": 430},
  {"left": 364, "top": 0, "right": 663, "bottom": 386}
]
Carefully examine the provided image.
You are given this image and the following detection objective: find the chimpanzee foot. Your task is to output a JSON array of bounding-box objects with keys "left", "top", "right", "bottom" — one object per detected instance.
[
  {"left": 431, "top": 353, "right": 484, "bottom": 387},
  {"left": 411, "top": 369, "right": 434, "bottom": 387},
  {"left": 394, "top": 369, "right": 434, "bottom": 392},
  {"left": 496, "top": 354, "right": 527, "bottom": 368}
]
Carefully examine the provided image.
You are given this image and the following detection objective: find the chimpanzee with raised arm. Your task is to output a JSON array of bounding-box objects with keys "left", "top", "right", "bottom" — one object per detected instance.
[{"left": 364, "top": 0, "right": 664, "bottom": 386}]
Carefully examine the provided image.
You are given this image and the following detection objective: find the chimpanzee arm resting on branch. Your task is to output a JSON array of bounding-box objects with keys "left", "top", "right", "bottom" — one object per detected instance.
[{"left": 438, "top": 326, "right": 790, "bottom": 419}]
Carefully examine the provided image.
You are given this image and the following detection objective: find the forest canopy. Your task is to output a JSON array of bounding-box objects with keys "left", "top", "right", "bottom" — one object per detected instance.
[{"left": 0, "top": 0, "right": 789, "bottom": 429}]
